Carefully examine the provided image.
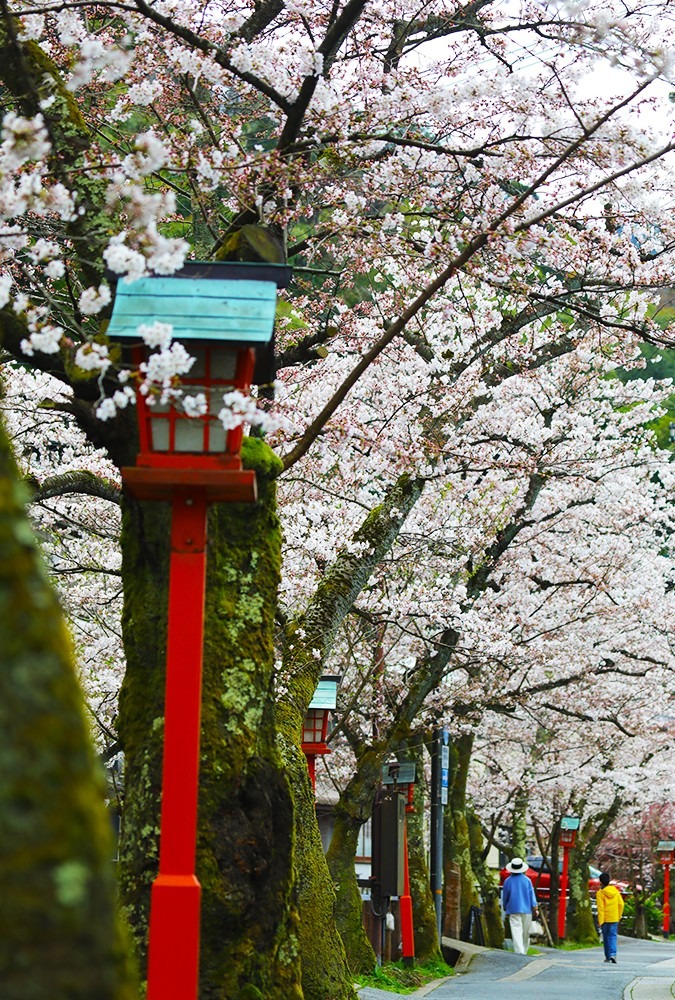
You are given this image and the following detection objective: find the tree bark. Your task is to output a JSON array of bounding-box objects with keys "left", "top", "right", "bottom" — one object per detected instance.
[
  {"left": 280, "top": 726, "right": 358, "bottom": 999},
  {"left": 323, "top": 761, "right": 378, "bottom": 975},
  {"left": 408, "top": 740, "right": 442, "bottom": 962},
  {"left": 566, "top": 861, "right": 597, "bottom": 943},
  {"left": 444, "top": 736, "right": 479, "bottom": 937},
  {"left": 467, "top": 808, "right": 504, "bottom": 949},
  {"left": 0, "top": 406, "right": 137, "bottom": 1000}
]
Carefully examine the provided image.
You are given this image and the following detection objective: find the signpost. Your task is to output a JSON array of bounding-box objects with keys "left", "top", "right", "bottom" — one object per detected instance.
[{"left": 430, "top": 728, "right": 449, "bottom": 943}]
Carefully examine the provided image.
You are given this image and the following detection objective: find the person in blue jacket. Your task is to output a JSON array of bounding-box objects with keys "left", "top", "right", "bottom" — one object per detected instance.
[{"left": 502, "top": 857, "right": 539, "bottom": 954}]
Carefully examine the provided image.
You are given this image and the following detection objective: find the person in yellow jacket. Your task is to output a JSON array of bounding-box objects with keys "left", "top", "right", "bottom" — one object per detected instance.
[{"left": 597, "top": 872, "right": 624, "bottom": 963}]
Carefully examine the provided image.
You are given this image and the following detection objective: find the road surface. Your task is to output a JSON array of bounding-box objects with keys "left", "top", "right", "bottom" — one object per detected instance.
[{"left": 358, "top": 936, "right": 675, "bottom": 1000}]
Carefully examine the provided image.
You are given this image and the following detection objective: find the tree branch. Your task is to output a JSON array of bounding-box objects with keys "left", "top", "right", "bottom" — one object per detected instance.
[{"left": 26, "top": 470, "right": 121, "bottom": 505}]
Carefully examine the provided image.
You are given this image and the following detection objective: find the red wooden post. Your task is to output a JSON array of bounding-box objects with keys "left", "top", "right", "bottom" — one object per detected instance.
[
  {"left": 558, "top": 844, "right": 570, "bottom": 940},
  {"left": 399, "top": 787, "right": 415, "bottom": 966},
  {"left": 146, "top": 489, "right": 208, "bottom": 1000},
  {"left": 664, "top": 864, "right": 671, "bottom": 938},
  {"left": 557, "top": 817, "right": 579, "bottom": 941},
  {"left": 305, "top": 753, "right": 316, "bottom": 793}
]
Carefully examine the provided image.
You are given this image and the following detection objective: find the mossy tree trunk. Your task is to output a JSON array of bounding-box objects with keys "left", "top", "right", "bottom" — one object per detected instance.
[
  {"left": 117, "top": 441, "right": 303, "bottom": 1000},
  {"left": 566, "top": 862, "right": 596, "bottom": 942},
  {"left": 0, "top": 407, "right": 137, "bottom": 1000},
  {"left": 467, "top": 807, "right": 504, "bottom": 949},
  {"left": 322, "top": 750, "right": 380, "bottom": 975},
  {"left": 566, "top": 799, "right": 623, "bottom": 944},
  {"left": 279, "top": 473, "right": 427, "bottom": 995},
  {"left": 444, "top": 736, "right": 479, "bottom": 937},
  {"left": 407, "top": 739, "right": 441, "bottom": 962},
  {"left": 277, "top": 702, "right": 358, "bottom": 1000},
  {"left": 322, "top": 756, "right": 379, "bottom": 975}
]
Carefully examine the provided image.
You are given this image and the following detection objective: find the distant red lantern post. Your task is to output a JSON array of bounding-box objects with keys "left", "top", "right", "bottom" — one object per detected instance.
[
  {"left": 382, "top": 762, "right": 416, "bottom": 967},
  {"left": 302, "top": 675, "right": 339, "bottom": 792},
  {"left": 657, "top": 841, "right": 675, "bottom": 938},
  {"left": 108, "top": 261, "right": 290, "bottom": 1000},
  {"left": 558, "top": 815, "right": 580, "bottom": 940}
]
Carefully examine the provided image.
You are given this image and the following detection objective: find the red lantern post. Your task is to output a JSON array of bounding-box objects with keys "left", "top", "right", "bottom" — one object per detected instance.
[
  {"left": 558, "top": 816, "right": 580, "bottom": 940},
  {"left": 108, "top": 261, "right": 290, "bottom": 1000},
  {"left": 657, "top": 841, "right": 675, "bottom": 938},
  {"left": 382, "top": 763, "right": 416, "bottom": 966},
  {"left": 400, "top": 782, "right": 416, "bottom": 967}
]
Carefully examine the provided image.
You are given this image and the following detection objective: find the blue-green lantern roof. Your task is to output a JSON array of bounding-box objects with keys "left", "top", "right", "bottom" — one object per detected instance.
[
  {"left": 308, "top": 676, "right": 340, "bottom": 711},
  {"left": 107, "top": 261, "right": 291, "bottom": 383}
]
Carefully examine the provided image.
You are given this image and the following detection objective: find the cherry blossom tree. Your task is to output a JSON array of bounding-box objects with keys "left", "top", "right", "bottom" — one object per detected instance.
[
  {"left": 1, "top": 0, "right": 675, "bottom": 996},
  {"left": 307, "top": 343, "right": 674, "bottom": 958}
]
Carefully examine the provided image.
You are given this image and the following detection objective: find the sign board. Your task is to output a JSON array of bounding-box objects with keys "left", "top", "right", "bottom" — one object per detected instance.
[
  {"left": 440, "top": 744, "right": 450, "bottom": 805},
  {"left": 382, "top": 762, "right": 416, "bottom": 786},
  {"left": 561, "top": 816, "right": 580, "bottom": 831}
]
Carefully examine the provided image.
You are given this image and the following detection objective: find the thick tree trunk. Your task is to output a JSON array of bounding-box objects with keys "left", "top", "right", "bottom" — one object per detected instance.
[
  {"left": 323, "top": 755, "right": 380, "bottom": 975},
  {"left": 279, "top": 720, "right": 358, "bottom": 1000},
  {"left": 634, "top": 895, "right": 648, "bottom": 939},
  {"left": 444, "top": 736, "right": 479, "bottom": 936},
  {"left": 0, "top": 410, "right": 137, "bottom": 1000},
  {"left": 117, "top": 441, "right": 303, "bottom": 999},
  {"left": 566, "top": 862, "right": 597, "bottom": 943},
  {"left": 407, "top": 741, "right": 441, "bottom": 962},
  {"left": 467, "top": 808, "right": 504, "bottom": 949}
]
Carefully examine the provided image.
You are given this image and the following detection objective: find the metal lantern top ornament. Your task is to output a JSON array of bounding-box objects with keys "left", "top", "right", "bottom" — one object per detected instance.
[
  {"left": 657, "top": 841, "right": 675, "bottom": 865},
  {"left": 107, "top": 261, "right": 291, "bottom": 501},
  {"left": 560, "top": 815, "right": 580, "bottom": 847}
]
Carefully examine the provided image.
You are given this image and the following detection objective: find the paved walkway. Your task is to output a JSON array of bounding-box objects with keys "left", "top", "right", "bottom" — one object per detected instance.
[{"left": 357, "top": 936, "right": 675, "bottom": 1000}]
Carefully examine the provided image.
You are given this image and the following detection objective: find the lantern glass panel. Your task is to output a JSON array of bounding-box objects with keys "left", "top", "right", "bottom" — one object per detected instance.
[
  {"left": 150, "top": 415, "right": 170, "bottom": 451},
  {"left": 140, "top": 345, "right": 245, "bottom": 456},
  {"left": 211, "top": 348, "right": 237, "bottom": 380},
  {"left": 174, "top": 411, "right": 207, "bottom": 452},
  {"left": 303, "top": 708, "right": 328, "bottom": 744},
  {"left": 206, "top": 417, "right": 227, "bottom": 453},
  {"left": 189, "top": 345, "right": 207, "bottom": 378}
]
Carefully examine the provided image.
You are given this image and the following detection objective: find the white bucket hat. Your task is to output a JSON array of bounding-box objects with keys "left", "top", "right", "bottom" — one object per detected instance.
[{"left": 505, "top": 857, "right": 528, "bottom": 873}]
